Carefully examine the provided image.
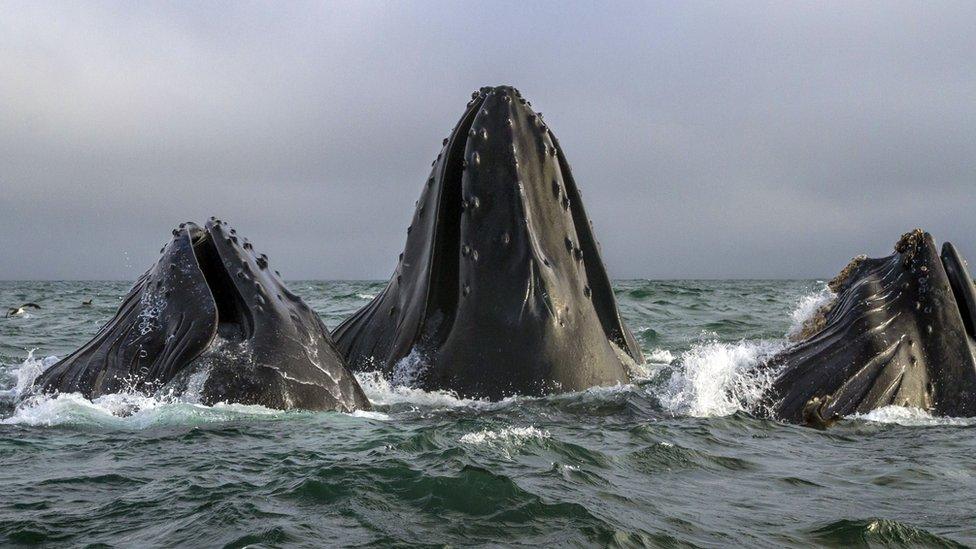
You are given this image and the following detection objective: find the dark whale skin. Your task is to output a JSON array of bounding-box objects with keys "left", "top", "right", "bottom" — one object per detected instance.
[
  {"left": 32, "top": 220, "right": 370, "bottom": 412},
  {"left": 332, "top": 86, "right": 643, "bottom": 399},
  {"left": 765, "top": 229, "right": 976, "bottom": 425}
]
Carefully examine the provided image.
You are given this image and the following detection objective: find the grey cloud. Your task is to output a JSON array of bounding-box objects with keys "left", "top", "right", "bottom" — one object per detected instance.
[{"left": 1, "top": 1, "right": 974, "bottom": 280}]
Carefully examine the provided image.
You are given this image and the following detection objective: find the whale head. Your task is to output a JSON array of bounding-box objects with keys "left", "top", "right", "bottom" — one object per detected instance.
[
  {"left": 333, "top": 85, "right": 643, "bottom": 399},
  {"left": 767, "top": 229, "right": 976, "bottom": 424},
  {"left": 32, "top": 219, "right": 369, "bottom": 411}
]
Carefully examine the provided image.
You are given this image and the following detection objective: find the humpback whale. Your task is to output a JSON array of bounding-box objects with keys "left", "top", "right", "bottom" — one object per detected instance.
[
  {"left": 763, "top": 229, "right": 976, "bottom": 426},
  {"left": 31, "top": 220, "right": 370, "bottom": 412},
  {"left": 333, "top": 86, "right": 644, "bottom": 399}
]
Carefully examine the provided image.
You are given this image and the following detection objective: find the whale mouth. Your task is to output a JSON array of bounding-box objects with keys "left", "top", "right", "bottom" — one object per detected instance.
[
  {"left": 419, "top": 91, "right": 485, "bottom": 343},
  {"left": 188, "top": 225, "right": 254, "bottom": 343},
  {"left": 941, "top": 242, "right": 976, "bottom": 339}
]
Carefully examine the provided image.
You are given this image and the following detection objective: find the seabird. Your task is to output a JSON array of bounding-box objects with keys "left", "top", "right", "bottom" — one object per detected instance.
[
  {"left": 82, "top": 299, "right": 93, "bottom": 306},
  {"left": 5, "top": 303, "right": 41, "bottom": 317}
]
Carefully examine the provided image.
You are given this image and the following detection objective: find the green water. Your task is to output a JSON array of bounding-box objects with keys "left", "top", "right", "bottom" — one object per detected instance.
[{"left": 1, "top": 280, "right": 974, "bottom": 547}]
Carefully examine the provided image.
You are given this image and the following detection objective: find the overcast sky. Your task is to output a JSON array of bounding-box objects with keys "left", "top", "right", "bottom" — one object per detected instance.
[{"left": 1, "top": 1, "right": 974, "bottom": 280}]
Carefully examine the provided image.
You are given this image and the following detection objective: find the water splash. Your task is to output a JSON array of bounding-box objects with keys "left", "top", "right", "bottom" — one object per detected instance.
[
  {"left": 391, "top": 348, "right": 428, "bottom": 387},
  {"left": 658, "top": 338, "right": 783, "bottom": 417},
  {"left": 646, "top": 348, "right": 674, "bottom": 364},
  {"left": 0, "top": 349, "right": 59, "bottom": 398},
  {"left": 136, "top": 289, "right": 166, "bottom": 336},
  {"left": 786, "top": 285, "right": 834, "bottom": 339},
  {"left": 354, "top": 371, "right": 496, "bottom": 409},
  {"left": 2, "top": 392, "right": 284, "bottom": 428}
]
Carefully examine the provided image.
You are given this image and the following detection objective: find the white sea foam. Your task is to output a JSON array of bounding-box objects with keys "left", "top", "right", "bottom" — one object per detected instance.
[
  {"left": 658, "top": 338, "right": 784, "bottom": 417},
  {"left": 646, "top": 348, "right": 674, "bottom": 364},
  {"left": 853, "top": 405, "right": 976, "bottom": 427},
  {"left": 2, "top": 392, "right": 283, "bottom": 428},
  {"left": 354, "top": 370, "right": 497, "bottom": 409},
  {"left": 459, "top": 425, "right": 550, "bottom": 446},
  {"left": 356, "top": 293, "right": 376, "bottom": 300},
  {"left": 350, "top": 409, "right": 391, "bottom": 421}
]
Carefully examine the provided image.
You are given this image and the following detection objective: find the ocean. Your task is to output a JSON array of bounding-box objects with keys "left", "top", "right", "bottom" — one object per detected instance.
[{"left": 1, "top": 280, "right": 973, "bottom": 547}]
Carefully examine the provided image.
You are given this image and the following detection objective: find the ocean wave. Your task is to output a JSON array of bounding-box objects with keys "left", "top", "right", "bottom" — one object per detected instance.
[{"left": 810, "top": 518, "right": 965, "bottom": 547}]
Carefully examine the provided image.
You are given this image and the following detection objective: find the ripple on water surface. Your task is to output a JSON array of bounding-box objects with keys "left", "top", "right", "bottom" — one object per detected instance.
[{"left": 1, "top": 280, "right": 975, "bottom": 546}]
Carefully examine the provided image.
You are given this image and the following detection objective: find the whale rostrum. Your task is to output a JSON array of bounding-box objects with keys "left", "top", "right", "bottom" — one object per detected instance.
[
  {"left": 333, "top": 86, "right": 644, "bottom": 399},
  {"left": 31, "top": 220, "right": 370, "bottom": 412}
]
